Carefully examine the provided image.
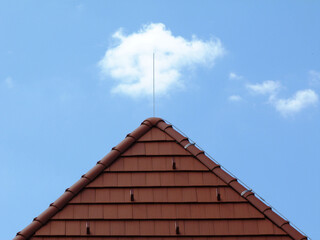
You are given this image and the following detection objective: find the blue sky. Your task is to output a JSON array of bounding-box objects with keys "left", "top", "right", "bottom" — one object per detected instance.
[{"left": 1, "top": 1, "right": 319, "bottom": 239}]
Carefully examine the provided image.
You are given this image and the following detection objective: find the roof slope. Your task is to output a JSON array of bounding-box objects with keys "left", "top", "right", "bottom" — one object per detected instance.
[{"left": 14, "top": 117, "right": 307, "bottom": 240}]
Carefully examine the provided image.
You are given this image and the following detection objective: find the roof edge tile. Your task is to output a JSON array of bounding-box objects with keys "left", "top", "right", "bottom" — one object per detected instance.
[
  {"left": 143, "top": 117, "right": 164, "bottom": 126},
  {"left": 151, "top": 119, "right": 308, "bottom": 240},
  {"left": 14, "top": 117, "right": 308, "bottom": 240},
  {"left": 14, "top": 117, "right": 154, "bottom": 239}
]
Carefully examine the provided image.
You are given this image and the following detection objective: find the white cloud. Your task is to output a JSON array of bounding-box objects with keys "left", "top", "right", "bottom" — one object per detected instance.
[
  {"left": 228, "top": 95, "right": 242, "bottom": 102},
  {"left": 246, "top": 80, "right": 281, "bottom": 95},
  {"left": 309, "top": 70, "right": 320, "bottom": 85},
  {"left": 271, "top": 89, "right": 318, "bottom": 116},
  {"left": 99, "top": 23, "right": 225, "bottom": 97},
  {"left": 229, "top": 72, "right": 242, "bottom": 80},
  {"left": 5, "top": 77, "right": 13, "bottom": 88}
]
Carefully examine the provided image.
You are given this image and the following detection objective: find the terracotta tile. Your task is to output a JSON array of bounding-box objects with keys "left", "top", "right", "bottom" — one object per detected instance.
[
  {"left": 243, "top": 220, "right": 259, "bottom": 234},
  {"left": 124, "top": 157, "right": 138, "bottom": 171},
  {"left": 109, "top": 189, "right": 125, "bottom": 202},
  {"left": 174, "top": 172, "right": 189, "bottom": 185},
  {"left": 103, "top": 205, "right": 118, "bottom": 219},
  {"left": 18, "top": 119, "right": 306, "bottom": 240},
  {"left": 234, "top": 203, "right": 263, "bottom": 218},
  {"left": 152, "top": 156, "right": 167, "bottom": 170},
  {"left": 155, "top": 127, "right": 174, "bottom": 141},
  {"left": 52, "top": 205, "right": 73, "bottom": 219},
  {"left": 138, "top": 127, "right": 173, "bottom": 141},
  {"left": 228, "top": 219, "right": 244, "bottom": 235},
  {"left": 95, "top": 220, "right": 110, "bottom": 235},
  {"left": 89, "top": 205, "right": 103, "bottom": 219},
  {"left": 213, "top": 220, "right": 229, "bottom": 235},
  {"left": 108, "top": 157, "right": 124, "bottom": 171},
  {"left": 188, "top": 172, "right": 203, "bottom": 185},
  {"left": 153, "top": 188, "right": 167, "bottom": 202},
  {"left": 137, "top": 128, "right": 153, "bottom": 141},
  {"left": 73, "top": 205, "right": 89, "bottom": 219},
  {"left": 132, "top": 204, "right": 147, "bottom": 218},
  {"left": 204, "top": 204, "right": 220, "bottom": 218},
  {"left": 96, "top": 188, "right": 110, "bottom": 202},
  {"left": 223, "top": 187, "right": 246, "bottom": 202},
  {"left": 131, "top": 172, "right": 146, "bottom": 186},
  {"left": 172, "top": 142, "right": 192, "bottom": 155},
  {"left": 86, "top": 174, "right": 104, "bottom": 187},
  {"left": 190, "top": 204, "right": 206, "bottom": 218},
  {"left": 35, "top": 222, "right": 51, "bottom": 235},
  {"left": 79, "top": 221, "right": 88, "bottom": 235},
  {"left": 203, "top": 172, "right": 220, "bottom": 185},
  {"left": 125, "top": 221, "right": 139, "bottom": 235},
  {"left": 103, "top": 173, "right": 118, "bottom": 186},
  {"left": 257, "top": 219, "right": 276, "bottom": 234},
  {"left": 145, "top": 142, "right": 159, "bottom": 155},
  {"left": 118, "top": 204, "right": 133, "bottom": 219},
  {"left": 219, "top": 203, "right": 235, "bottom": 218},
  {"left": 146, "top": 204, "right": 162, "bottom": 218},
  {"left": 110, "top": 221, "right": 125, "bottom": 235},
  {"left": 50, "top": 221, "right": 65, "bottom": 235},
  {"left": 273, "top": 222, "right": 286, "bottom": 234},
  {"left": 176, "top": 204, "right": 191, "bottom": 218},
  {"left": 160, "top": 172, "right": 175, "bottom": 186},
  {"left": 81, "top": 189, "right": 96, "bottom": 202},
  {"left": 158, "top": 142, "right": 173, "bottom": 155},
  {"left": 140, "top": 220, "right": 155, "bottom": 235},
  {"left": 118, "top": 172, "right": 132, "bottom": 186},
  {"left": 122, "top": 142, "right": 146, "bottom": 156},
  {"left": 182, "top": 187, "right": 197, "bottom": 202},
  {"left": 184, "top": 220, "right": 199, "bottom": 235},
  {"left": 136, "top": 188, "right": 154, "bottom": 202},
  {"left": 146, "top": 172, "right": 161, "bottom": 186},
  {"left": 65, "top": 221, "right": 80, "bottom": 235},
  {"left": 161, "top": 204, "right": 176, "bottom": 218},
  {"left": 199, "top": 220, "right": 214, "bottom": 235},
  {"left": 174, "top": 220, "right": 185, "bottom": 235},
  {"left": 196, "top": 188, "right": 211, "bottom": 202},
  {"left": 69, "top": 193, "right": 81, "bottom": 203},
  {"left": 124, "top": 188, "right": 132, "bottom": 202},
  {"left": 138, "top": 157, "right": 153, "bottom": 170},
  {"left": 167, "top": 188, "right": 182, "bottom": 202},
  {"left": 154, "top": 221, "right": 169, "bottom": 235}
]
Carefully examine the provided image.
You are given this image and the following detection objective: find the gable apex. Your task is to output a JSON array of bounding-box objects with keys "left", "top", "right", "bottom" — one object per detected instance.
[{"left": 14, "top": 117, "right": 307, "bottom": 240}]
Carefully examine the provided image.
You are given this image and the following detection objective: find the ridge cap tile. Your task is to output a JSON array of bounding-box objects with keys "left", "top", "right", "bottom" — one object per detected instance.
[{"left": 14, "top": 117, "right": 307, "bottom": 240}]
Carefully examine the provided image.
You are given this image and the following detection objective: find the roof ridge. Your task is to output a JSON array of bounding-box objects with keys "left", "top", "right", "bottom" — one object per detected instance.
[
  {"left": 13, "top": 117, "right": 162, "bottom": 240},
  {"left": 154, "top": 120, "right": 307, "bottom": 240},
  {"left": 14, "top": 117, "right": 307, "bottom": 240}
]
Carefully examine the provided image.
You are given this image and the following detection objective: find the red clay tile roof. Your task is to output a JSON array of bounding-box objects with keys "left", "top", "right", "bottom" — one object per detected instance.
[{"left": 14, "top": 117, "right": 307, "bottom": 240}]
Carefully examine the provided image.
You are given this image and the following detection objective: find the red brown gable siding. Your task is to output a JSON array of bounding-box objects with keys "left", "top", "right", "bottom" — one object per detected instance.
[{"left": 14, "top": 117, "right": 307, "bottom": 240}]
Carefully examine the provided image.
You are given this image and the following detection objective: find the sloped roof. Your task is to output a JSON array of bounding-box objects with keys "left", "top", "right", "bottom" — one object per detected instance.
[{"left": 14, "top": 117, "right": 307, "bottom": 240}]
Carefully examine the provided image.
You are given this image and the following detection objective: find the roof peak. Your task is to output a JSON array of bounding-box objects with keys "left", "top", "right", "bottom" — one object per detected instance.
[
  {"left": 14, "top": 118, "right": 307, "bottom": 240},
  {"left": 142, "top": 117, "right": 164, "bottom": 126}
]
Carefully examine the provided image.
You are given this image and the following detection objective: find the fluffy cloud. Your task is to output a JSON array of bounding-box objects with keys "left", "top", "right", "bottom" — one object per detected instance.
[
  {"left": 228, "top": 95, "right": 242, "bottom": 102},
  {"left": 245, "top": 79, "right": 318, "bottom": 116},
  {"left": 246, "top": 80, "right": 281, "bottom": 95},
  {"left": 99, "top": 23, "right": 225, "bottom": 97},
  {"left": 271, "top": 89, "right": 318, "bottom": 116},
  {"left": 229, "top": 72, "right": 242, "bottom": 80}
]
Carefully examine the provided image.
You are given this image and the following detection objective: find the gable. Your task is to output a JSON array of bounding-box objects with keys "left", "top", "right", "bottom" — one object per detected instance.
[{"left": 14, "top": 118, "right": 307, "bottom": 240}]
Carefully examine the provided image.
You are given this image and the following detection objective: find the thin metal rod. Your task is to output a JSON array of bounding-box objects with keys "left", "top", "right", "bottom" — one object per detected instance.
[{"left": 153, "top": 52, "right": 155, "bottom": 117}]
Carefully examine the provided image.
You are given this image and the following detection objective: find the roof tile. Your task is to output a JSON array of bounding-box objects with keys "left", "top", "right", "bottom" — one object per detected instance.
[{"left": 14, "top": 117, "right": 307, "bottom": 240}]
